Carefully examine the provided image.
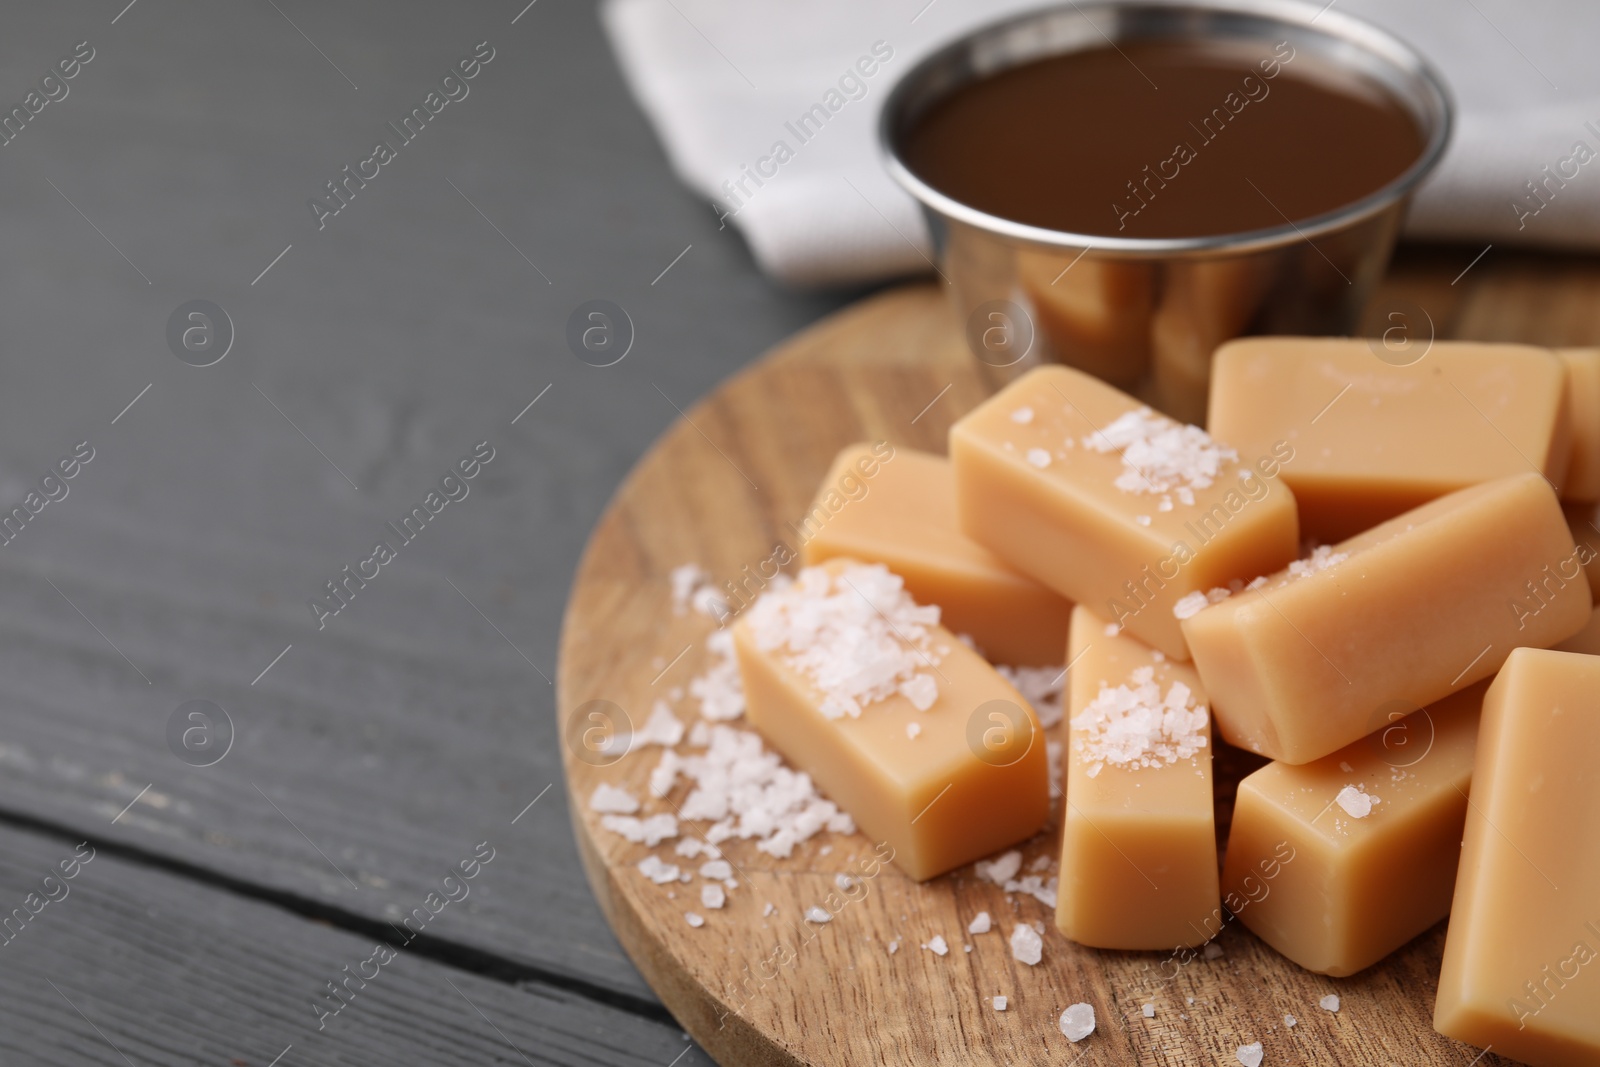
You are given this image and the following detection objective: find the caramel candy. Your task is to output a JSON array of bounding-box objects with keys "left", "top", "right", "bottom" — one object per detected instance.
[
  {"left": 949, "top": 365, "right": 1299, "bottom": 660},
  {"left": 1208, "top": 338, "right": 1571, "bottom": 541},
  {"left": 733, "top": 560, "right": 1048, "bottom": 881},
  {"left": 1056, "top": 607, "right": 1218, "bottom": 950},
  {"left": 800, "top": 444, "right": 1072, "bottom": 666},
  {"left": 1561, "top": 348, "right": 1600, "bottom": 501},
  {"left": 1183, "top": 472, "right": 1592, "bottom": 764},
  {"left": 1016, "top": 250, "right": 1152, "bottom": 390},
  {"left": 1223, "top": 683, "right": 1483, "bottom": 976},
  {"left": 1435, "top": 648, "right": 1600, "bottom": 1065}
]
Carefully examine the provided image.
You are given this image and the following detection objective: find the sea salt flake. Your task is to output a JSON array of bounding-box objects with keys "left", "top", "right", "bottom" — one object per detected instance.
[
  {"left": 1320, "top": 994, "right": 1341, "bottom": 1012},
  {"left": 670, "top": 563, "right": 709, "bottom": 615},
  {"left": 1203, "top": 941, "right": 1224, "bottom": 960},
  {"left": 604, "top": 813, "right": 679, "bottom": 847},
  {"left": 968, "top": 911, "right": 992, "bottom": 934},
  {"left": 805, "top": 906, "right": 832, "bottom": 924},
  {"left": 635, "top": 700, "right": 685, "bottom": 747},
  {"left": 699, "top": 859, "right": 733, "bottom": 881},
  {"left": 1142, "top": 1004, "right": 1155, "bottom": 1018},
  {"left": 976, "top": 850, "right": 1023, "bottom": 884},
  {"left": 1010, "top": 407, "right": 1034, "bottom": 424},
  {"left": 1236, "top": 1042, "right": 1264, "bottom": 1067},
  {"left": 1289, "top": 545, "right": 1348, "bottom": 579},
  {"left": 1173, "top": 591, "right": 1211, "bottom": 620},
  {"left": 906, "top": 722, "right": 922, "bottom": 739},
  {"left": 925, "top": 935, "right": 949, "bottom": 956},
  {"left": 1010, "top": 924, "right": 1043, "bottom": 966},
  {"left": 899, "top": 673, "right": 938, "bottom": 711},
  {"left": 1026, "top": 448, "right": 1052, "bottom": 468},
  {"left": 589, "top": 783, "right": 640, "bottom": 815},
  {"left": 1059, "top": 1003, "right": 1095, "bottom": 1042},
  {"left": 763, "top": 902, "right": 776, "bottom": 917},
  {"left": 685, "top": 911, "right": 704, "bottom": 928},
  {"left": 1335, "top": 785, "right": 1376, "bottom": 819},
  {"left": 638, "top": 856, "right": 681, "bottom": 884},
  {"left": 1284, "top": 1014, "right": 1296, "bottom": 1027},
  {"left": 993, "top": 996, "right": 1008, "bottom": 1011},
  {"left": 700, "top": 883, "right": 726, "bottom": 909},
  {"left": 835, "top": 873, "right": 857, "bottom": 891}
]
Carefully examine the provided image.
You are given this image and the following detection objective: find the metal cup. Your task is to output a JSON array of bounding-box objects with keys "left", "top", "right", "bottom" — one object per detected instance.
[{"left": 880, "top": 0, "right": 1452, "bottom": 424}]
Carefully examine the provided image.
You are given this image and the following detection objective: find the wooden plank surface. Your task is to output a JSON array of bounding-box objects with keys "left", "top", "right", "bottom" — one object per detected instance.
[
  {"left": 0, "top": 818, "right": 697, "bottom": 1066},
  {"left": 557, "top": 252, "right": 1600, "bottom": 1067}
]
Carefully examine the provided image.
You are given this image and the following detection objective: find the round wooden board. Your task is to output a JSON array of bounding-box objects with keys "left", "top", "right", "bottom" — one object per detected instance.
[{"left": 557, "top": 274, "right": 1564, "bottom": 1067}]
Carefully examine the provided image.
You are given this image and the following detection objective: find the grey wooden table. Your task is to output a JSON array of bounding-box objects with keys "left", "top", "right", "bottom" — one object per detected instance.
[{"left": 0, "top": 2, "right": 865, "bottom": 1062}]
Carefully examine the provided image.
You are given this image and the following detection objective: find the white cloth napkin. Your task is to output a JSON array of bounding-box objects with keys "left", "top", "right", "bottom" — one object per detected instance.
[{"left": 602, "top": 0, "right": 1600, "bottom": 286}]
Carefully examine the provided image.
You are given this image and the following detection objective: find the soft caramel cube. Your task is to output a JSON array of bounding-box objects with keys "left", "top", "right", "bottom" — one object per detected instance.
[
  {"left": 1056, "top": 607, "right": 1218, "bottom": 950},
  {"left": 1209, "top": 338, "right": 1571, "bottom": 541},
  {"left": 733, "top": 560, "right": 1048, "bottom": 881},
  {"left": 1435, "top": 649, "right": 1600, "bottom": 1066},
  {"left": 1223, "top": 683, "right": 1483, "bottom": 976},
  {"left": 800, "top": 444, "right": 1072, "bottom": 666},
  {"left": 1183, "top": 473, "right": 1592, "bottom": 764},
  {"left": 1561, "top": 348, "right": 1600, "bottom": 501},
  {"left": 950, "top": 366, "right": 1299, "bottom": 660}
]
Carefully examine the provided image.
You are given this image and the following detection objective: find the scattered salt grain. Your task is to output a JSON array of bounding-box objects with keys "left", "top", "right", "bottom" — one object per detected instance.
[
  {"left": 763, "top": 902, "right": 776, "bottom": 917},
  {"left": 1142, "top": 1004, "right": 1155, "bottom": 1018},
  {"left": 1010, "top": 407, "right": 1034, "bottom": 424},
  {"left": 906, "top": 722, "right": 922, "bottom": 739},
  {"left": 604, "top": 813, "right": 679, "bottom": 847},
  {"left": 925, "top": 935, "right": 949, "bottom": 956},
  {"left": 888, "top": 939, "right": 900, "bottom": 954},
  {"left": 1289, "top": 545, "right": 1348, "bottom": 579},
  {"left": 1026, "top": 448, "right": 1052, "bottom": 469},
  {"left": 1104, "top": 621, "right": 1121, "bottom": 635},
  {"left": 744, "top": 564, "right": 941, "bottom": 721},
  {"left": 670, "top": 563, "right": 709, "bottom": 615},
  {"left": 1083, "top": 407, "right": 1237, "bottom": 497},
  {"left": 993, "top": 996, "right": 1008, "bottom": 1011},
  {"left": 1072, "top": 667, "right": 1209, "bottom": 777},
  {"left": 805, "top": 906, "right": 832, "bottom": 924},
  {"left": 1339, "top": 761, "right": 1354, "bottom": 773},
  {"left": 900, "top": 673, "right": 938, "bottom": 711},
  {"left": 692, "top": 628, "right": 747, "bottom": 722},
  {"left": 968, "top": 911, "right": 992, "bottom": 935},
  {"left": 1136, "top": 515, "right": 1152, "bottom": 526},
  {"left": 1320, "top": 994, "right": 1340, "bottom": 1012},
  {"left": 996, "top": 664, "right": 1066, "bottom": 728},
  {"left": 976, "top": 850, "right": 1023, "bottom": 884},
  {"left": 699, "top": 859, "right": 733, "bottom": 881},
  {"left": 635, "top": 700, "right": 685, "bottom": 747},
  {"left": 1335, "top": 785, "right": 1377, "bottom": 819},
  {"left": 1203, "top": 941, "right": 1224, "bottom": 960},
  {"left": 1059, "top": 1003, "right": 1095, "bottom": 1042},
  {"left": 1236, "top": 1041, "right": 1264, "bottom": 1067},
  {"left": 700, "top": 884, "right": 726, "bottom": 909},
  {"left": 685, "top": 912, "right": 704, "bottom": 928},
  {"left": 589, "top": 783, "right": 640, "bottom": 815},
  {"left": 638, "top": 856, "right": 681, "bottom": 884},
  {"left": 835, "top": 873, "right": 857, "bottom": 891},
  {"left": 1284, "top": 1014, "right": 1296, "bottom": 1028},
  {"left": 1173, "top": 591, "right": 1211, "bottom": 620},
  {"left": 649, "top": 750, "right": 681, "bottom": 798},
  {"left": 1010, "top": 924, "right": 1043, "bottom": 966}
]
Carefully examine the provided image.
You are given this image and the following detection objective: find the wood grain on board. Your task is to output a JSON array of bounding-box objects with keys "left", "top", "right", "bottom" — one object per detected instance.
[{"left": 558, "top": 248, "right": 1600, "bottom": 1067}]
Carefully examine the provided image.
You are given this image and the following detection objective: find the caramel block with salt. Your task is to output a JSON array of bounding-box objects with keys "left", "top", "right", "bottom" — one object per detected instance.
[
  {"left": 949, "top": 365, "right": 1299, "bottom": 660},
  {"left": 1223, "top": 682, "right": 1483, "bottom": 976},
  {"left": 800, "top": 444, "right": 1072, "bottom": 667},
  {"left": 733, "top": 560, "right": 1049, "bottom": 881},
  {"left": 1056, "top": 606, "right": 1218, "bottom": 950},
  {"left": 1183, "top": 472, "right": 1592, "bottom": 764},
  {"left": 1435, "top": 649, "right": 1600, "bottom": 1065},
  {"left": 1208, "top": 338, "right": 1571, "bottom": 542},
  {"left": 1561, "top": 348, "right": 1600, "bottom": 501}
]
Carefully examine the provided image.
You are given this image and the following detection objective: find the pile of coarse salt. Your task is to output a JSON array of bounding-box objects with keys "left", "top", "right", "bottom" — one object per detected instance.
[
  {"left": 744, "top": 563, "right": 944, "bottom": 719},
  {"left": 1083, "top": 407, "right": 1237, "bottom": 499},
  {"left": 1072, "top": 666, "right": 1209, "bottom": 778},
  {"left": 974, "top": 848, "right": 1059, "bottom": 908}
]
